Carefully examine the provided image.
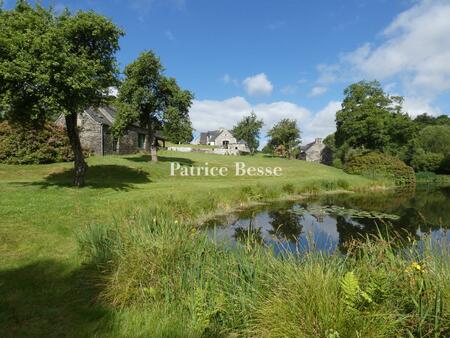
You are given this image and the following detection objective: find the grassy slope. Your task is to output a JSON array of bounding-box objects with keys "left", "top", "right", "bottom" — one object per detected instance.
[{"left": 0, "top": 151, "right": 373, "bottom": 336}]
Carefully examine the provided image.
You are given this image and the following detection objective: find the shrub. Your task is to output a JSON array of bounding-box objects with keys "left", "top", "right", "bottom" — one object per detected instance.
[
  {"left": 345, "top": 152, "right": 416, "bottom": 186},
  {"left": 332, "top": 158, "right": 344, "bottom": 169},
  {"left": 410, "top": 151, "right": 444, "bottom": 173},
  {"left": 0, "top": 121, "right": 74, "bottom": 164}
]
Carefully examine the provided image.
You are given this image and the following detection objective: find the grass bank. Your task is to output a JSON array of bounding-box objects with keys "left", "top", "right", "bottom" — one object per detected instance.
[
  {"left": 80, "top": 208, "right": 450, "bottom": 337},
  {"left": 0, "top": 151, "right": 392, "bottom": 336}
]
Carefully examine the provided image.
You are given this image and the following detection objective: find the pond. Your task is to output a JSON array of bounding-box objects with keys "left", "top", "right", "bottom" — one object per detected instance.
[{"left": 206, "top": 184, "right": 450, "bottom": 253}]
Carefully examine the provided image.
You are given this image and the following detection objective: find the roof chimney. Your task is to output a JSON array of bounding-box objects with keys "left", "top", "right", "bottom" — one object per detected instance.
[{"left": 315, "top": 138, "right": 322, "bottom": 144}]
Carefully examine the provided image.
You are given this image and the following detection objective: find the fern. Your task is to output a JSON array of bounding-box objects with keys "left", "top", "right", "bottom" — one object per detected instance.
[
  {"left": 341, "top": 271, "right": 373, "bottom": 312},
  {"left": 341, "top": 271, "right": 360, "bottom": 310}
]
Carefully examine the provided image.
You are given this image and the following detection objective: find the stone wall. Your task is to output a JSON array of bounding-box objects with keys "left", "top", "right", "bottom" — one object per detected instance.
[
  {"left": 56, "top": 111, "right": 160, "bottom": 156},
  {"left": 55, "top": 113, "right": 103, "bottom": 155},
  {"left": 301, "top": 138, "right": 333, "bottom": 165},
  {"left": 214, "top": 130, "right": 237, "bottom": 147}
]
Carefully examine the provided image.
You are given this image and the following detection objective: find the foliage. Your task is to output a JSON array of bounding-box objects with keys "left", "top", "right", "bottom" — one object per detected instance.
[
  {"left": 345, "top": 152, "right": 416, "bottom": 186},
  {"left": 410, "top": 150, "right": 444, "bottom": 173},
  {"left": 0, "top": 121, "right": 74, "bottom": 164},
  {"left": 331, "top": 80, "right": 450, "bottom": 175},
  {"left": 407, "top": 125, "right": 450, "bottom": 174},
  {"left": 414, "top": 113, "right": 450, "bottom": 128},
  {"left": 0, "top": 1, "right": 123, "bottom": 185},
  {"left": 335, "top": 81, "right": 414, "bottom": 153},
  {"left": 416, "top": 125, "right": 450, "bottom": 155},
  {"left": 266, "top": 118, "right": 301, "bottom": 159},
  {"left": 163, "top": 106, "right": 193, "bottom": 144},
  {"left": 114, "top": 51, "right": 193, "bottom": 161},
  {"left": 231, "top": 111, "right": 264, "bottom": 154}
]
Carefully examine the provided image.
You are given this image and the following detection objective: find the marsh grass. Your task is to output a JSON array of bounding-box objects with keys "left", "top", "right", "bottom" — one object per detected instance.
[{"left": 79, "top": 204, "right": 450, "bottom": 337}]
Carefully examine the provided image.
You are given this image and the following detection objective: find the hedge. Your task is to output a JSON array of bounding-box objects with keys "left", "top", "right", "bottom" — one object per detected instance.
[
  {"left": 345, "top": 152, "right": 416, "bottom": 186},
  {"left": 0, "top": 121, "right": 74, "bottom": 164}
]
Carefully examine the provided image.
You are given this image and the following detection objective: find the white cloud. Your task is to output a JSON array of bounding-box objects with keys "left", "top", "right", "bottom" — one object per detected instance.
[
  {"left": 242, "top": 73, "right": 273, "bottom": 96},
  {"left": 189, "top": 97, "right": 340, "bottom": 144},
  {"left": 108, "top": 87, "right": 118, "bottom": 97},
  {"left": 304, "top": 101, "right": 341, "bottom": 142},
  {"left": 164, "top": 30, "right": 175, "bottom": 41},
  {"left": 222, "top": 74, "right": 239, "bottom": 86},
  {"left": 316, "top": 64, "right": 340, "bottom": 85},
  {"left": 402, "top": 97, "right": 441, "bottom": 117},
  {"left": 280, "top": 85, "right": 298, "bottom": 95},
  {"left": 317, "top": 0, "right": 450, "bottom": 113},
  {"left": 309, "top": 86, "right": 328, "bottom": 97},
  {"left": 189, "top": 96, "right": 307, "bottom": 133}
]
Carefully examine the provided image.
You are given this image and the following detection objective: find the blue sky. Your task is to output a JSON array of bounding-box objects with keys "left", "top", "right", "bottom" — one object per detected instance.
[{"left": 5, "top": 0, "right": 450, "bottom": 142}]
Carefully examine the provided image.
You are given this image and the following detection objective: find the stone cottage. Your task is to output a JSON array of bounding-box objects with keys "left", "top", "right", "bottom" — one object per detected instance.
[
  {"left": 299, "top": 138, "right": 332, "bottom": 164},
  {"left": 55, "top": 106, "right": 166, "bottom": 156},
  {"left": 197, "top": 128, "right": 250, "bottom": 153}
]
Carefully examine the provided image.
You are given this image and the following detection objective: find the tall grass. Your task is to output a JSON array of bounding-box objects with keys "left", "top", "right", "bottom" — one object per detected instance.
[{"left": 78, "top": 205, "right": 450, "bottom": 337}]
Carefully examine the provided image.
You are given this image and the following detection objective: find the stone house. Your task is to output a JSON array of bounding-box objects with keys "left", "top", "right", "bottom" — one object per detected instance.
[
  {"left": 55, "top": 106, "right": 166, "bottom": 156},
  {"left": 197, "top": 128, "right": 250, "bottom": 153},
  {"left": 299, "top": 138, "right": 332, "bottom": 164}
]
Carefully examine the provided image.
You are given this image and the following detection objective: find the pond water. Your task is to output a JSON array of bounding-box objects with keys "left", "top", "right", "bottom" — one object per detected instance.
[{"left": 206, "top": 184, "right": 450, "bottom": 253}]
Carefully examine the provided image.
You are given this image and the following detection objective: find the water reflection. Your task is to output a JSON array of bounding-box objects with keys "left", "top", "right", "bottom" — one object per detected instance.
[{"left": 207, "top": 185, "right": 450, "bottom": 253}]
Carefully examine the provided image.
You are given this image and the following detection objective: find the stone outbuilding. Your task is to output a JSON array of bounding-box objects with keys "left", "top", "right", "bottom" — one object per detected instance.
[
  {"left": 55, "top": 106, "right": 166, "bottom": 156},
  {"left": 197, "top": 128, "right": 250, "bottom": 153},
  {"left": 299, "top": 138, "right": 332, "bottom": 164}
]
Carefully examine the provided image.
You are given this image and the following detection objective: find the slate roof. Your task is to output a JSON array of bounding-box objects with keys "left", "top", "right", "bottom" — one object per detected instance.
[
  {"left": 199, "top": 130, "right": 223, "bottom": 144},
  {"left": 84, "top": 107, "right": 113, "bottom": 126},
  {"left": 83, "top": 106, "right": 166, "bottom": 140},
  {"left": 301, "top": 141, "right": 315, "bottom": 152}
]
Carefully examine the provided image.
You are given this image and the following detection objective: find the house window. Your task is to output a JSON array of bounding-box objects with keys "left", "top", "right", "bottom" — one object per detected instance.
[
  {"left": 138, "top": 133, "right": 146, "bottom": 149},
  {"left": 222, "top": 140, "right": 229, "bottom": 149}
]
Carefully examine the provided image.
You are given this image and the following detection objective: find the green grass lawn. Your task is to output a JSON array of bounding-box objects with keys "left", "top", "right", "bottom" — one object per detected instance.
[{"left": 0, "top": 151, "right": 375, "bottom": 337}]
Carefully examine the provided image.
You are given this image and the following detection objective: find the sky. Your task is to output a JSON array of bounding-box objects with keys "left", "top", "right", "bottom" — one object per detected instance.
[{"left": 4, "top": 0, "right": 450, "bottom": 143}]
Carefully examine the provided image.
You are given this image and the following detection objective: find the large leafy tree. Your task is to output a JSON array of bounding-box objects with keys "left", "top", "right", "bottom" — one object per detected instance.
[
  {"left": 231, "top": 111, "right": 264, "bottom": 154},
  {"left": 267, "top": 118, "right": 301, "bottom": 159},
  {"left": 163, "top": 106, "right": 194, "bottom": 144},
  {"left": 114, "top": 51, "right": 193, "bottom": 162},
  {"left": 335, "top": 81, "right": 414, "bottom": 154},
  {"left": 414, "top": 113, "right": 450, "bottom": 127},
  {"left": 0, "top": 1, "right": 123, "bottom": 186}
]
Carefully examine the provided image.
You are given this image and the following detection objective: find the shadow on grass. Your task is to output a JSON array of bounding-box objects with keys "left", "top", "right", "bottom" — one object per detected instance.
[
  {"left": 15, "top": 165, "right": 152, "bottom": 190},
  {"left": 0, "top": 261, "right": 111, "bottom": 337},
  {"left": 126, "top": 155, "right": 194, "bottom": 166}
]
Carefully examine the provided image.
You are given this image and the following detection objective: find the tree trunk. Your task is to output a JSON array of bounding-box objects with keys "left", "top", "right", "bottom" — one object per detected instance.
[
  {"left": 148, "top": 122, "right": 158, "bottom": 163},
  {"left": 65, "top": 114, "right": 87, "bottom": 187}
]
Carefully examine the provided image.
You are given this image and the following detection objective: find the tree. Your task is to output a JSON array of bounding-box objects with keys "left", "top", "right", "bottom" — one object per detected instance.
[
  {"left": 0, "top": 1, "right": 123, "bottom": 186},
  {"left": 163, "top": 106, "right": 193, "bottom": 144},
  {"left": 113, "top": 51, "right": 193, "bottom": 162},
  {"left": 414, "top": 113, "right": 450, "bottom": 127},
  {"left": 417, "top": 125, "right": 450, "bottom": 155},
  {"left": 231, "top": 111, "right": 264, "bottom": 154},
  {"left": 335, "top": 81, "right": 414, "bottom": 154},
  {"left": 267, "top": 119, "right": 301, "bottom": 159}
]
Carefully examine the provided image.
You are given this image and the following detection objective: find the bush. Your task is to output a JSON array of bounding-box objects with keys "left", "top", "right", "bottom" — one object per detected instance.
[
  {"left": 410, "top": 151, "right": 444, "bottom": 173},
  {"left": 0, "top": 121, "right": 74, "bottom": 164},
  {"left": 345, "top": 152, "right": 416, "bottom": 186}
]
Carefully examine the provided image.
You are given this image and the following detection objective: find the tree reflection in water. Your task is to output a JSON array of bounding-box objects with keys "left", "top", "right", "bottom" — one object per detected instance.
[{"left": 209, "top": 185, "right": 450, "bottom": 253}]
